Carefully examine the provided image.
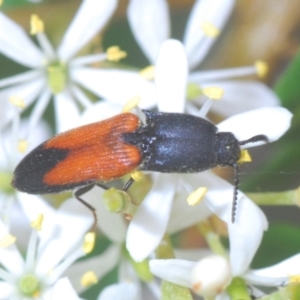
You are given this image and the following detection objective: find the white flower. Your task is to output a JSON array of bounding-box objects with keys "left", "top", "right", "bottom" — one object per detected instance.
[
  {"left": 64, "top": 186, "right": 161, "bottom": 300},
  {"left": 150, "top": 255, "right": 232, "bottom": 298},
  {"left": 127, "top": 42, "right": 292, "bottom": 295},
  {"left": 0, "top": 195, "right": 93, "bottom": 299},
  {"left": 0, "top": 0, "right": 155, "bottom": 133},
  {"left": 0, "top": 105, "right": 50, "bottom": 247},
  {"left": 149, "top": 232, "right": 300, "bottom": 299},
  {"left": 127, "top": 0, "right": 279, "bottom": 117},
  {"left": 244, "top": 253, "right": 300, "bottom": 287},
  {"left": 125, "top": 40, "right": 292, "bottom": 263}
]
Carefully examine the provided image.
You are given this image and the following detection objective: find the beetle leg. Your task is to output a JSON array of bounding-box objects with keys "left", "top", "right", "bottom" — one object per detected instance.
[
  {"left": 95, "top": 183, "right": 109, "bottom": 190},
  {"left": 122, "top": 177, "right": 135, "bottom": 191},
  {"left": 75, "top": 184, "right": 98, "bottom": 231}
]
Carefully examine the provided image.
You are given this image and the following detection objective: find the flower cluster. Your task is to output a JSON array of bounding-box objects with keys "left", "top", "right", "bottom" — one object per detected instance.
[{"left": 0, "top": 0, "right": 297, "bottom": 299}]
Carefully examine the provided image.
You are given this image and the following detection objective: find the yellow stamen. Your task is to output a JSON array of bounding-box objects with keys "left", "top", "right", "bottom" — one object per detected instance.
[
  {"left": 106, "top": 46, "right": 127, "bottom": 62},
  {"left": 122, "top": 96, "right": 141, "bottom": 112},
  {"left": 187, "top": 187, "right": 208, "bottom": 206},
  {"left": 201, "top": 22, "right": 220, "bottom": 38},
  {"left": 33, "top": 291, "right": 41, "bottom": 298},
  {"left": 255, "top": 60, "right": 269, "bottom": 78},
  {"left": 30, "top": 214, "right": 44, "bottom": 231},
  {"left": 9, "top": 95, "right": 25, "bottom": 108},
  {"left": 18, "top": 140, "right": 29, "bottom": 153},
  {"left": 289, "top": 274, "right": 300, "bottom": 283},
  {"left": 83, "top": 232, "right": 96, "bottom": 254},
  {"left": 130, "top": 170, "right": 144, "bottom": 182},
  {"left": 139, "top": 65, "right": 155, "bottom": 80},
  {"left": 238, "top": 149, "right": 252, "bottom": 164},
  {"left": 30, "top": 14, "right": 44, "bottom": 35},
  {"left": 202, "top": 87, "right": 224, "bottom": 100},
  {"left": 0, "top": 0, "right": 2, "bottom": 7},
  {"left": 0, "top": 234, "right": 16, "bottom": 248},
  {"left": 81, "top": 271, "right": 98, "bottom": 287}
]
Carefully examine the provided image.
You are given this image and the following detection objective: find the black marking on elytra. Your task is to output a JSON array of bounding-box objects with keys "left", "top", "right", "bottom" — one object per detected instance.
[{"left": 12, "top": 144, "right": 86, "bottom": 194}]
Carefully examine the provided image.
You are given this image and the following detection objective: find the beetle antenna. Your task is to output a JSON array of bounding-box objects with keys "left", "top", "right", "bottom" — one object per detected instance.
[
  {"left": 239, "top": 134, "right": 269, "bottom": 146},
  {"left": 232, "top": 163, "right": 240, "bottom": 223}
]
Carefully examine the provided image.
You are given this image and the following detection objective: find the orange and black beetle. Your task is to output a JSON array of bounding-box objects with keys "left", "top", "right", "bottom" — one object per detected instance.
[{"left": 12, "top": 110, "right": 268, "bottom": 223}]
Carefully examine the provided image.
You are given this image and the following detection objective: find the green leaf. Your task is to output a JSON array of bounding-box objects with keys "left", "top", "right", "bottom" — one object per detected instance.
[
  {"left": 275, "top": 50, "right": 300, "bottom": 110},
  {"left": 252, "top": 223, "right": 300, "bottom": 268},
  {"left": 1, "top": 0, "right": 39, "bottom": 9}
]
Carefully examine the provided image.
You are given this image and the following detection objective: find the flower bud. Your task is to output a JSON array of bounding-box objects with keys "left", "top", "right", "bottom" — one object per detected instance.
[{"left": 191, "top": 255, "right": 231, "bottom": 297}]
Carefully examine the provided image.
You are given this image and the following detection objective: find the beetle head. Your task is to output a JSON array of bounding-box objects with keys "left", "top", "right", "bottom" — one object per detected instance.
[{"left": 216, "top": 132, "right": 240, "bottom": 167}]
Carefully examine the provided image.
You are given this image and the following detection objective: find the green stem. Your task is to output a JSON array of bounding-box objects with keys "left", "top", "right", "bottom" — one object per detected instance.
[
  {"left": 155, "top": 234, "right": 175, "bottom": 259},
  {"left": 123, "top": 246, "right": 153, "bottom": 282},
  {"left": 161, "top": 280, "right": 193, "bottom": 300},
  {"left": 246, "top": 187, "right": 300, "bottom": 206},
  {"left": 226, "top": 277, "right": 251, "bottom": 300},
  {"left": 198, "top": 221, "right": 227, "bottom": 258},
  {"left": 156, "top": 235, "right": 193, "bottom": 300}
]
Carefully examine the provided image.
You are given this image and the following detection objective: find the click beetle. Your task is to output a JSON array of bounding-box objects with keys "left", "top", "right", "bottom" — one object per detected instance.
[{"left": 12, "top": 110, "right": 268, "bottom": 225}]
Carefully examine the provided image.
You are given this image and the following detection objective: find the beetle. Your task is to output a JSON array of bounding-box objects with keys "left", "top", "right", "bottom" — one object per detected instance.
[{"left": 12, "top": 110, "right": 268, "bottom": 226}]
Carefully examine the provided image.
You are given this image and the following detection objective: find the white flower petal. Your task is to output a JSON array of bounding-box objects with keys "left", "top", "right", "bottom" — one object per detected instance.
[
  {"left": 98, "top": 282, "right": 140, "bottom": 300},
  {"left": 57, "top": 0, "right": 117, "bottom": 61},
  {"left": 36, "top": 197, "right": 93, "bottom": 274},
  {"left": 167, "top": 189, "right": 211, "bottom": 234},
  {"left": 70, "top": 53, "right": 107, "bottom": 68},
  {"left": 118, "top": 259, "right": 139, "bottom": 283},
  {"left": 25, "top": 88, "right": 51, "bottom": 138},
  {"left": 191, "top": 255, "right": 231, "bottom": 298},
  {"left": 71, "top": 67, "right": 156, "bottom": 108},
  {"left": 24, "top": 119, "right": 51, "bottom": 152},
  {"left": 9, "top": 200, "right": 31, "bottom": 251},
  {"left": 228, "top": 196, "right": 267, "bottom": 276},
  {"left": 189, "top": 66, "right": 257, "bottom": 82},
  {"left": 8, "top": 76, "right": 46, "bottom": 106},
  {"left": 0, "top": 12, "right": 44, "bottom": 67},
  {"left": 66, "top": 244, "right": 121, "bottom": 293},
  {"left": 126, "top": 174, "right": 176, "bottom": 262},
  {"left": 216, "top": 292, "right": 231, "bottom": 300},
  {"left": 69, "top": 84, "right": 93, "bottom": 109},
  {"left": 174, "top": 248, "right": 212, "bottom": 262},
  {"left": 17, "top": 193, "right": 56, "bottom": 230},
  {"left": 0, "top": 78, "right": 46, "bottom": 129},
  {"left": 127, "top": 0, "right": 169, "bottom": 63},
  {"left": 79, "top": 101, "right": 122, "bottom": 126},
  {"left": 0, "top": 70, "right": 43, "bottom": 88},
  {"left": 195, "top": 81, "right": 280, "bottom": 118},
  {"left": 217, "top": 107, "right": 293, "bottom": 146},
  {"left": 0, "top": 282, "right": 13, "bottom": 298},
  {"left": 84, "top": 186, "right": 127, "bottom": 243},
  {"left": 185, "top": 172, "right": 267, "bottom": 276},
  {"left": 44, "top": 277, "right": 80, "bottom": 300},
  {"left": 183, "top": 0, "right": 234, "bottom": 69},
  {"left": 53, "top": 91, "right": 80, "bottom": 132},
  {"left": 0, "top": 72, "right": 46, "bottom": 107},
  {"left": 150, "top": 259, "right": 194, "bottom": 288},
  {"left": 0, "top": 220, "right": 24, "bottom": 275},
  {"left": 244, "top": 253, "right": 300, "bottom": 286},
  {"left": 155, "top": 40, "right": 188, "bottom": 113}
]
